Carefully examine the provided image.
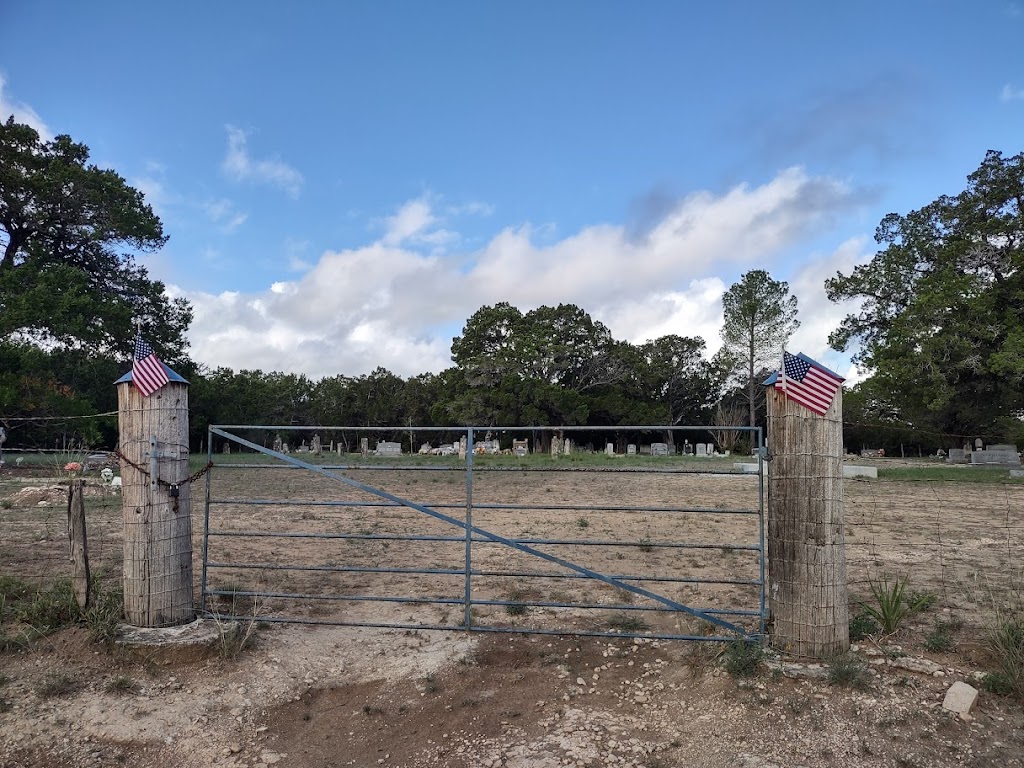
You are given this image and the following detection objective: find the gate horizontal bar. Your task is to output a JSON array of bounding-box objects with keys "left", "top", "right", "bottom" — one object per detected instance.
[
  {"left": 207, "top": 588, "right": 759, "bottom": 617},
  {"left": 211, "top": 462, "right": 758, "bottom": 476},
  {"left": 209, "top": 498, "right": 760, "bottom": 515},
  {"left": 212, "top": 424, "right": 763, "bottom": 433},
  {"left": 204, "top": 561, "right": 761, "bottom": 586},
  {"left": 206, "top": 528, "right": 761, "bottom": 550}
]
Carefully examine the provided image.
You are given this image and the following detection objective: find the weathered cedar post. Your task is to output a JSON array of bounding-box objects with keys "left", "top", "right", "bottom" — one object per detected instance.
[
  {"left": 766, "top": 376, "right": 849, "bottom": 657},
  {"left": 67, "top": 479, "right": 90, "bottom": 610},
  {"left": 116, "top": 367, "right": 194, "bottom": 626}
]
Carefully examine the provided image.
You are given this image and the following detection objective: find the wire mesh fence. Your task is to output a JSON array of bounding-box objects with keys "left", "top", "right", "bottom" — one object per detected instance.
[{"left": 2, "top": 468, "right": 1022, "bottom": 632}]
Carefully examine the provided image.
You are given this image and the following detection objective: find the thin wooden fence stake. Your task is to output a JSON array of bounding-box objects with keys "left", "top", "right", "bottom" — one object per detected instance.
[{"left": 67, "top": 479, "right": 91, "bottom": 610}]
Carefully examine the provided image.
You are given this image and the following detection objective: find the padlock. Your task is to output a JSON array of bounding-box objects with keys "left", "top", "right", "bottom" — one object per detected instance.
[{"left": 169, "top": 484, "right": 180, "bottom": 498}]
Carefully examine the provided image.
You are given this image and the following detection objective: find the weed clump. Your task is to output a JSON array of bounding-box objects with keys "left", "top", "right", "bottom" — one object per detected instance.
[
  {"left": 859, "top": 574, "right": 935, "bottom": 634},
  {"left": 983, "top": 618, "right": 1024, "bottom": 699},
  {"left": 724, "top": 638, "right": 763, "bottom": 678},
  {"left": 827, "top": 652, "right": 871, "bottom": 689}
]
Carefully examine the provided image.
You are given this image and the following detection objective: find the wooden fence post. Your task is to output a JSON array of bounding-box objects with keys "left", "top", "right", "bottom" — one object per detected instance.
[
  {"left": 116, "top": 368, "right": 194, "bottom": 627},
  {"left": 67, "top": 479, "right": 90, "bottom": 610},
  {"left": 767, "top": 382, "right": 849, "bottom": 657}
]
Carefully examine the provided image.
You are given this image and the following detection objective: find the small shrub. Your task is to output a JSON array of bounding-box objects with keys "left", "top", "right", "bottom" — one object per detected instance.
[
  {"left": 576, "top": 517, "right": 589, "bottom": 529},
  {"left": 504, "top": 587, "right": 529, "bottom": 616},
  {"left": 849, "top": 610, "right": 879, "bottom": 641},
  {"left": 828, "top": 653, "right": 871, "bottom": 689},
  {"left": 724, "top": 638, "right": 763, "bottom": 678},
  {"left": 423, "top": 673, "right": 440, "bottom": 694},
  {"left": 16, "top": 581, "right": 79, "bottom": 634},
  {"left": 0, "top": 672, "right": 11, "bottom": 687},
  {"left": 984, "top": 618, "right": 1024, "bottom": 698},
  {"left": 37, "top": 671, "right": 80, "bottom": 698},
  {"left": 84, "top": 580, "right": 125, "bottom": 646},
  {"left": 0, "top": 633, "right": 28, "bottom": 653},
  {"left": 638, "top": 537, "right": 654, "bottom": 553},
  {"left": 924, "top": 620, "right": 956, "bottom": 653},
  {"left": 104, "top": 675, "right": 137, "bottom": 695},
  {"left": 606, "top": 613, "right": 648, "bottom": 633},
  {"left": 859, "top": 574, "right": 934, "bottom": 634}
]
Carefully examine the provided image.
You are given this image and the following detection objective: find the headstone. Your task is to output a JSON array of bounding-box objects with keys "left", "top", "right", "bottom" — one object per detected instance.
[
  {"left": 695, "top": 443, "right": 707, "bottom": 456},
  {"left": 971, "top": 448, "right": 1021, "bottom": 466},
  {"left": 376, "top": 441, "right": 402, "bottom": 455},
  {"left": 564, "top": 438, "right": 571, "bottom": 455},
  {"left": 222, "top": 443, "right": 231, "bottom": 454},
  {"left": 605, "top": 443, "right": 614, "bottom": 456},
  {"left": 282, "top": 442, "right": 289, "bottom": 454},
  {"left": 946, "top": 448, "right": 967, "bottom": 464},
  {"left": 941, "top": 681, "right": 978, "bottom": 716},
  {"left": 975, "top": 438, "right": 984, "bottom": 451},
  {"left": 459, "top": 436, "right": 467, "bottom": 459},
  {"left": 650, "top": 442, "right": 669, "bottom": 457},
  {"left": 360, "top": 437, "right": 369, "bottom": 457},
  {"left": 338, "top": 443, "right": 343, "bottom": 456},
  {"left": 512, "top": 439, "right": 529, "bottom": 456},
  {"left": 683, "top": 442, "right": 693, "bottom": 455},
  {"left": 640, "top": 445, "right": 652, "bottom": 455},
  {"left": 627, "top": 444, "right": 637, "bottom": 455},
  {"left": 329, "top": 441, "right": 334, "bottom": 453},
  {"left": 272, "top": 434, "right": 283, "bottom": 453},
  {"left": 310, "top": 434, "right": 322, "bottom": 456},
  {"left": 297, "top": 441, "right": 309, "bottom": 453},
  {"left": 551, "top": 437, "right": 561, "bottom": 457}
]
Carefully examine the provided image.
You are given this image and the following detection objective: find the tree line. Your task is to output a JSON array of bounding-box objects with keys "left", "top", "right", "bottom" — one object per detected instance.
[{"left": 1, "top": 117, "right": 1021, "bottom": 455}]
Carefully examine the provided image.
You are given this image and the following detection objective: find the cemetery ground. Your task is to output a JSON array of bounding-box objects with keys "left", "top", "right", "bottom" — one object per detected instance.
[{"left": 1, "top": 455, "right": 1023, "bottom": 767}]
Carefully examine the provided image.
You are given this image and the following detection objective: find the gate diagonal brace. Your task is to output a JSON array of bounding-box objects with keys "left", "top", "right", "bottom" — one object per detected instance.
[{"left": 210, "top": 427, "right": 748, "bottom": 636}]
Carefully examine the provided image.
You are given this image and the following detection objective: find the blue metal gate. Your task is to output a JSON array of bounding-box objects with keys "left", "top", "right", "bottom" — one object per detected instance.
[{"left": 201, "top": 425, "right": 766, "bottom": 641}]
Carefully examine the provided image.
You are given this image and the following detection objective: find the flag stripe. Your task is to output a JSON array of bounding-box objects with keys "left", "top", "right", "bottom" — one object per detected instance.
[
  {"left": 132, "top": 333, "right": 169, "bottom": 397},
  {"left": 774, "top": 351, "right": 843, "bottom": 416}
]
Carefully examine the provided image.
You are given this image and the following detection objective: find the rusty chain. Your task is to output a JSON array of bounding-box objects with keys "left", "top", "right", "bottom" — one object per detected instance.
[{"left": 113, "top": 447, "right": 213, "bottom": 490}]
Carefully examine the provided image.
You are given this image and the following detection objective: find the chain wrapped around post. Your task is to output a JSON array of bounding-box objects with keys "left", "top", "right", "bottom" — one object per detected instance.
[{"left": 113, "top": 447, "right": 212, "bottom": 510}]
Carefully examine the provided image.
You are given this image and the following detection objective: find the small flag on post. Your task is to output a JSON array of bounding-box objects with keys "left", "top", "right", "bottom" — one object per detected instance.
[
  {"left": 133, "top": 334, "right": 169, "bottom": 397},
  {"left": 775, "top": 351, "right": 844, "bottom": 416}
]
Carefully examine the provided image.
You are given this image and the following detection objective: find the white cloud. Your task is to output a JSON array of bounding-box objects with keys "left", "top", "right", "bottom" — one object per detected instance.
[
  {"left": 222, "top": 125, "right": 304, "bottom": 198},
  {"left": 1001, "top": 83, "right": 1024, "bottom": 102},
  {"left": 378, "top": 197, "right": 458, "bottom": 248},
  {"left": 786, "top": 237, "right": 872, "bottom": 373},
  {"left": 204, "top": 198, "right": 248, "bottom": 233},
  {"left": 0, "top": 74, "right": 51, "bottom": 139},
  {"left": 183, "top": 168, "right": 863, "bottom": 379}
]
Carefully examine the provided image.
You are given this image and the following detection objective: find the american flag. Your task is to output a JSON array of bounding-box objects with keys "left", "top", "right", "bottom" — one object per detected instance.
[
  {"left": 775, "top": 351, "right": 844, "bottom": 416},
  {"left": 133, "top": 334, "right": 169, "bottom": 397}
]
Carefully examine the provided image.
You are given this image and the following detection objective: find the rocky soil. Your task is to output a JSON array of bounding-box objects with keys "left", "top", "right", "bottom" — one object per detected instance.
[{"left": 1, "top": 623, "right": 1022, "bottom": 768}]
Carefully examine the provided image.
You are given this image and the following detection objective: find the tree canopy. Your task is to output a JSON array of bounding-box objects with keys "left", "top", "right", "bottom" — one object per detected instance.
[
  {"left": 827, "top": 150, "right": 1024, "bottom": 439},
  {"left": 0, "top": 118, "right": 191, "bottom": 358},
  {"left": 720, "top": 270, "right": 799, "bottom": 427}
]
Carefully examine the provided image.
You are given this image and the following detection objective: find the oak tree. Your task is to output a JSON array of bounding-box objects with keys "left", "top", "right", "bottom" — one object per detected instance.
[{"left": 0, "top": 118, "right": 191, "bottom": 358}]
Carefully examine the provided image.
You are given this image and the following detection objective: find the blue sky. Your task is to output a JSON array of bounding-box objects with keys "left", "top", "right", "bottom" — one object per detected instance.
[{"left": 2, "top": 1, "right": 1023, "bottom": 379}]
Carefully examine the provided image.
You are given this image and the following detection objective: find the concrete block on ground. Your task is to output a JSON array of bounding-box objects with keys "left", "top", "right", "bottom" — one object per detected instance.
[
  {"left": 733, "top": 463, "right": 766, "bottom": 475},
  {"left": 843, "top": 465, "right": 877, "bottom": 478},
  {"left": 1010, "top": 469, "right": 1024, "bottom": 478},
  {"left": 941, "top": 681, "right": 978, "bottom": 716}
]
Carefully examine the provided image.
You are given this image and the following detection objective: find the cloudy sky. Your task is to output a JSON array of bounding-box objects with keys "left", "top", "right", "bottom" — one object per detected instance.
[{"left": 3, "top": 2, "right": 1023, "bottom": 380}]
